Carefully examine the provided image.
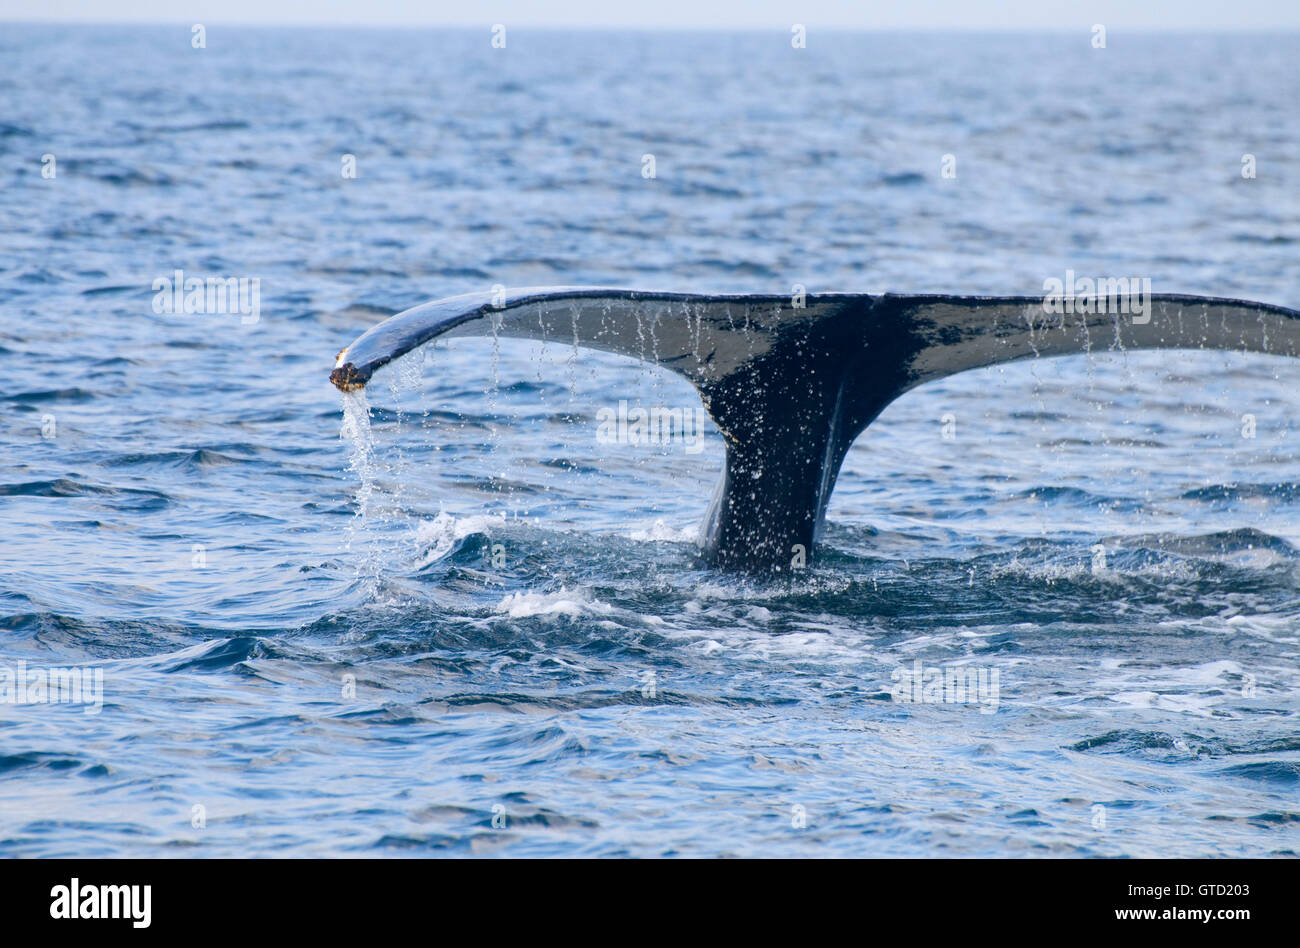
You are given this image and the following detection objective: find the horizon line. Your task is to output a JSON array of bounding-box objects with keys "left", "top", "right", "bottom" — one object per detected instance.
[{"left": 5, "top": 18, "right": 1300, "bottom": 32}]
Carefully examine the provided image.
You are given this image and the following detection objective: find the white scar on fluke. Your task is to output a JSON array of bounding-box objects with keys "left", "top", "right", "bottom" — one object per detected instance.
[{"left": 330, "top": 287, "right": 1300, "bottom": 571}]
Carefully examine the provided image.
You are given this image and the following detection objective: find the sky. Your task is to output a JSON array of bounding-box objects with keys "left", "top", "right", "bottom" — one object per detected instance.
[{"left": 3, "top": 0, "right": 1299, "bottom": 30}]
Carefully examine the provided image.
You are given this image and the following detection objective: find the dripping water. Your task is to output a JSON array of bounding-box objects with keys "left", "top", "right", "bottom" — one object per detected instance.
[{"left": 339, "top": 388, "right": 383, "bottom": 591}]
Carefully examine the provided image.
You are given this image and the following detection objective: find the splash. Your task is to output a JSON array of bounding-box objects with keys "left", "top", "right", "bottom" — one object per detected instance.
[
  {"left": 625, "top": 518, "right": 702, "bottom": 543},
  {"left": 415, "top": 508, "right": 510, "bottom": 567}
]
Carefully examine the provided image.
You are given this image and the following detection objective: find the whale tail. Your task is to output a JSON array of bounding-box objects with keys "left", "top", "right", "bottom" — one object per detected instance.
[{"left": 330, "top": 287, "right": 1300, "bottom": 571}]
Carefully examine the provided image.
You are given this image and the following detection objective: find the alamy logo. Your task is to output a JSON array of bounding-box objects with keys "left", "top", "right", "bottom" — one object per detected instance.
[
  {"left": 890, "top": 660, "right": 1000, "bottom": 713},
  {"left": 152, "top": 269, "right": 260, "bottom": 324},
  {"left": 0, "top": 661, "right": 103, "bottom": 714},
  {"left": 596, "top": 400, "right": 709, "bottom": 455},
  {"left": 50, "top": 878, "right": 151, "bottom": 928},
  {"left": 1042, "top": 270, "right": 1152, "bottom": 324}
]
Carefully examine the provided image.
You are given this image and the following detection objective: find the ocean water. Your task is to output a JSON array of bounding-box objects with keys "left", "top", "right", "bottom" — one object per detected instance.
[{"left": 2, "top": 24, "right": 1300, "bottom": 857}]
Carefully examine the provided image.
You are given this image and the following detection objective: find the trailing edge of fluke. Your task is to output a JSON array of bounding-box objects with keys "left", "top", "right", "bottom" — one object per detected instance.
[{"left": 331, "top": 286, "right": 1300, "bottom": 572}]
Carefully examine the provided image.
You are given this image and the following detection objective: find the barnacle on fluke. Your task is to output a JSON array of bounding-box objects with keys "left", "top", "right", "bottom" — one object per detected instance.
[{"left": 329, "top": 359, "right": 367, "bottom": 393}]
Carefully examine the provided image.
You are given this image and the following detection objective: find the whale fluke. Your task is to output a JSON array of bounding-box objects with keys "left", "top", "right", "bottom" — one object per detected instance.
[{"left": 331, "top": 287, "right": 1300, "bottom": 571}]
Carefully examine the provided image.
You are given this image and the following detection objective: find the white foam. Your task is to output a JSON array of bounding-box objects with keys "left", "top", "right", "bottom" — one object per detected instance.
[
  {"left": 494, "top": 587, "right": 614, "bottom": 620},
  {"left": 1101, "top": 659, "right": 1264, "bottom": 717},
  {"left": 989, "top": 554, "right": 1200, "bottom": 585},
  {"left": 1108, "top": 691, "right": 1222, "bottom": 716}
]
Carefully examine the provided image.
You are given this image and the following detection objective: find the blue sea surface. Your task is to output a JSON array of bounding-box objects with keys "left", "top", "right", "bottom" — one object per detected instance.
[{"left": 1, "top": 25, "right": 1299, "bottom": 856}]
